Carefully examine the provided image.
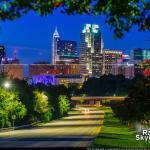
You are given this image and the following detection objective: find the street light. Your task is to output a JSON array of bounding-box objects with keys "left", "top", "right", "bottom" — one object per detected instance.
[{"left": 4, "top": 81, "right": 11, "bottom": 89}]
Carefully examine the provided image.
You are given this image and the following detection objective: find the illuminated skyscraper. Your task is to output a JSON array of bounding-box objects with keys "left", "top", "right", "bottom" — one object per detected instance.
[
  {"left": 80, "top": 24, "right": 103, "bottom": 77},
  {"left": 57, "top": 40, "right": 77, "bottom": 56},
  {"left": 0, "top": 45, "right": 6, "bottom": 64},
  {"left": 103, "top": 49, "right": 123, "bottom": 75},
  {"left": 57, "top": 40, "right": 78, "bottom": 64},
  {"left": 52, "top": 27, "right": 78, "bottom": 65},
  {"left": 131, "top": 48, "right": 150, "bottom": 62},
  {"left": 52, "top": 27, "right": 60, "bottom": 64}
]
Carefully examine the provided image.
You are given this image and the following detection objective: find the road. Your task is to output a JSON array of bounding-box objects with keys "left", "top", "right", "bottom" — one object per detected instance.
[{"left": 0, "top": 106, "right": 104, "bottom": 148}]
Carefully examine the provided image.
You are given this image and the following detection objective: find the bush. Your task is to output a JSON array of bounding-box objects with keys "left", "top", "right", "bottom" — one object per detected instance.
[
  {"left": 59, "top": 95, "right": 70, "bottom": 117},
  {"left": 0, "top": 88, "right": 26, "bottom": 128}
]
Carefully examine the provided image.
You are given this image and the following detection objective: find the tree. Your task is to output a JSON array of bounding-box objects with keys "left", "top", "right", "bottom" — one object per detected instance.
[
  {"left": 0, "top": 88, "right": 26, "bottom": 128},
  {"left": 0, "top": 0, "right": 150, "bottom": 38},
  {"left": 111, "top": 77, "right": 150, "bottom": 126},
  {"left": 68, "top": 83, "right": 82, "bottom": 96},
  {"left": 33, "top": 91, "right": 49, "bottom": 114},
  {"left": 82, "top": 74, "right": 132, "bottom": 96},
  {"left": 34, "top": 83, "right": 62, "bottom": 119},
  {"left": 12, "top": 79, "right": 34, "bottom": 124},
  {"left": 32, "top": 90, "right": 53, "bottom": 121},
  {"left": 127, "top": 77, "right": 150, "bottom": 123},
  {"left": 59, "top": 95, "right": 70, "bottom": 117},
  {"left": 0, "top": 72, "right": 8, "bottom": 85}
]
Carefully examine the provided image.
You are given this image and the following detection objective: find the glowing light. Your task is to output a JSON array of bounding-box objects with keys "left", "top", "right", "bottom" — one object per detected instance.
[
  {"left": 4, "top": 82, "right": 10, "bottom": 89},
  {"left": 92, "top": 24, "right": 99, "bottom": 33},
  {"left": 82, "top": 108, "right": 90, "bottom": 114},
  {"left": 32, "top": 75, "right": 58, "bottom": 85}
]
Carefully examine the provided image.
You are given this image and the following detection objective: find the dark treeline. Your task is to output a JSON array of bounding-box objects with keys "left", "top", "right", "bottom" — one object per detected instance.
[
  {"left": 81, "top": 73, "right": 150, "bottom": 127},
  {"left": 82, "top": 74, "right": 145, "bottom": 96},
  {"left": 110, "top": 76, "right": 150, "bottom": 127},
  {"left": 82, "top": 73, "right": 150, "bottom": 127}
]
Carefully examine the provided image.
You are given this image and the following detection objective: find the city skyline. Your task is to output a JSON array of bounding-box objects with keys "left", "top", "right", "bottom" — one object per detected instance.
[{"left": 0, "top": 11, "right": 150, "bottom": 64}]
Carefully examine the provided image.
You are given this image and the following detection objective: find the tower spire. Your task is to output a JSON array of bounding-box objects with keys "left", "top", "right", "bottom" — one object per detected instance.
[
  {"left": 55, "top": 26, "right": 58, "bottom": 32},
  {"left": 53, "top": 26, "right": 60, "bottom": 37},
  {"left": 52, "top": 26, "right": 60, "bottom": 65}
]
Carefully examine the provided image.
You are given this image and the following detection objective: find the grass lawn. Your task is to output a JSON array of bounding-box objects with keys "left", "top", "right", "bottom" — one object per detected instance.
[{"left": 92, "top": 106, "right": 150, "bottom": 148}]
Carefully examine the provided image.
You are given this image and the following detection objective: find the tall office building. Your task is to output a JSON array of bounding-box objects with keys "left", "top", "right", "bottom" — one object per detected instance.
[
  {"left": 131, "top": 48, "right": 150, "bottom": 62},
  {"left": 80, "top": 24, "right": 103, "bottom": 77},
  {"left": 52, "top": 27, "right": 60, "bottom": 64},
  {"left": 103, "top": 49, "right": 123, "bottom": 75},
  {"left": 0, "top": 45, "right": 6, "bottom": 64},
  {"left": 57, "top": 40, "right": 77, "bottom": 56},
  {"left": 112, "top": 61, "right": 134, "bottom": 79},
  {"left": 57, "top": 40, "right": 78, "bottom": 64},
  {"left": 52, "top": 27, "right": 78, "bottom": 65},
  {"left": 112, "top": 54, "right": 135, "bottom": 79}
]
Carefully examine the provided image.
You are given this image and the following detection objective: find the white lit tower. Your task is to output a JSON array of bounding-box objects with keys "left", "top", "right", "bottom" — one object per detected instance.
[
  {"left": 80, "top": 24, "right": 103, "bottom": 77},
  {"left": 101, "top": 37, "right": 104, "bottom": 51},
  {"left": 52, "top": 26, "right": 60, "bottom": 64}
]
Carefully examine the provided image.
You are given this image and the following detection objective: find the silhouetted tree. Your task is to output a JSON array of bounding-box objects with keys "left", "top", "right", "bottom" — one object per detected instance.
[
  {"left": 12, "top": 79, "right": 34, "bottom": 124},
  {"left": 0, "top": 0, "right": 150, "bottom": 38},
  {"left": 82, "top": 74, "right": 132, "bottom": 96},
  {"left": 111, "top": 77, "right": 150, "bottom": 126}
]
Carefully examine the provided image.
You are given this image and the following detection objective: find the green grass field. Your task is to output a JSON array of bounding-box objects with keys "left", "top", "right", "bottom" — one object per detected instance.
[{"left": 92, "top": 106, "right": 150, "bottom": 148}]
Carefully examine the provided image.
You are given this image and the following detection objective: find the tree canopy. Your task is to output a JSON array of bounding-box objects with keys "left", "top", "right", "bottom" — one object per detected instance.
[
  {"left": 0, "top": 88, "right": 26, "bottom": 128},
  {"left": 0, "top": 0, "right": 150, "bottom": 38},
  {"left": 111, "top": 76, "right": 150, "bottom": 126},
  {"left": 33, "top": 90, "right": 49, "bottom": 114},
  {"left": 59, "top": 95, "right": 70, "bottom": 116},
  {"left": 82, "top": 74, "right": 132, "bottom": 96}
]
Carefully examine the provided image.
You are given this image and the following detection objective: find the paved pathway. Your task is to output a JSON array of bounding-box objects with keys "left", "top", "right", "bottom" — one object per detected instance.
[{"left": 0, "top": 106, "right": 104, "bottom": 148}]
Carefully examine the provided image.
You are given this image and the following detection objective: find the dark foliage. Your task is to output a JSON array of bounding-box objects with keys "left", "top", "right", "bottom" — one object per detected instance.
[
  {"left": 0, "top": 0, "right": 150, "bottom": 38},
  {"left": 111, "top": 76, "right": 150, "bottom": 125},
  {"left": 82, "top": 74, "right": 133, "bottom": 96}
]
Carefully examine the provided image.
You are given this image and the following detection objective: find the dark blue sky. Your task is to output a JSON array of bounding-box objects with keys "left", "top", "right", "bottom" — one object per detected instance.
[{"left": 0, "top": 11, "right": 150, "bottom": 64}]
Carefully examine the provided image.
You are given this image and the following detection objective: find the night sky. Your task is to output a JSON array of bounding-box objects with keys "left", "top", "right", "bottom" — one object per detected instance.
[{"left": 0, "top": 10, "right": 150, "bottom": 64}]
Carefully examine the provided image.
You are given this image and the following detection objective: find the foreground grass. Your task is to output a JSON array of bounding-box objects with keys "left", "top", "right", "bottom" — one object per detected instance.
[{"left": 92, "top": 106, "right": 150, "bottom": 148}]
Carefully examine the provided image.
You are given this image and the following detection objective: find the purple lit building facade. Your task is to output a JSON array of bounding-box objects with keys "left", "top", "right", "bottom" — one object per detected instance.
[
  {"left": 32, "top": 75, "right": 58, "bottom": 85},
  {"left": 31, "top": 74, "right": 83, "bottom": 87}
]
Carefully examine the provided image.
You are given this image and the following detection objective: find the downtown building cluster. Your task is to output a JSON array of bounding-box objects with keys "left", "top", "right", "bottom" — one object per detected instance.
[
  {"left": 1, "top": 24, "right": 150, "bottom": 87},
  {"left": 51, "top": 24, "right": 125, "bottom": 81},
  {"left": 30, "top": 24, "right": 150, "bottom": 86}
]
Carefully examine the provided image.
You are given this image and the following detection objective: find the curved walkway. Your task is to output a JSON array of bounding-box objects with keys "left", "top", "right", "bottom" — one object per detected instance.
[{"left": 0, "top": 106, "right": 104, "bottom": 148}]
